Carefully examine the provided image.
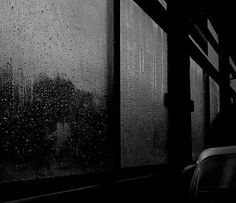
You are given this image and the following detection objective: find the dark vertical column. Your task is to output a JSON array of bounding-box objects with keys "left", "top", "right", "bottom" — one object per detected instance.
[
  {"left": 219, "top": 34, "right": 231, "bottom": 112},
  {"left": 202, "top": 18, "right": 211, "bottom": 149},
  {"left": 204, "top": 71, "right": 211, "bottom": 148},
  {"left": 106, "top": 0, "right": 120, "bottom": 173},
  {"left": 167, "top": 0, "right": 192, "bottom": 166},
  {"left": 113, "top": 0, "right": 121, "bottom": 170}
]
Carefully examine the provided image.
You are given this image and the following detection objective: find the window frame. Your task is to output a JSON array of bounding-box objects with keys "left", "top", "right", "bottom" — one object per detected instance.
[
  {"left": 1, "top": 0, "right": 236, "bottom": 201},
  {"left": 0, "top": 0, "right": 170, "bottom": 202}
]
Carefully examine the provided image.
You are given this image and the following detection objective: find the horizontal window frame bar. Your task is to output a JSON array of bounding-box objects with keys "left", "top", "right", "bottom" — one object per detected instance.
[
  {"left": 189, "top": 17, "right": 236, "bottom": 78},
  {"left": 188, "top": 37, "right": 221, "bottom": 84},
  {"left": 0, "top": 164, "right": 176, "bottom": 202},
  {"left": 189, "top": 36, "right": 236, "bottom": 99},
  {"left": 189, "top": 34, "right": 236, "bottom": 100}
]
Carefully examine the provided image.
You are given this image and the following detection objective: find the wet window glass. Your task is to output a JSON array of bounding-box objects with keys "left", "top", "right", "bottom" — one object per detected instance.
[
  {"left": 0, "top": 0, "right": 110, "bottom": 182},
  {"left": 190, "top": 58, "right": 206, "bottom": 160},
  {"left": 120, "top": 0, "right": 168, "bottom": 167},
  {"left": 208, "top": 44, "right": 219, "bottom": 71},
  {"left": 208, "top": 19, "right": 218, "bottom": 44},
  {"left": 207, "top": 20, "right": 220, "bottom": 124},
  {"left": 229, "top": 57, "right": 236, "bottom": 92},
  {"left": 210, "top": 77, "right": 220, "bottom": 123},
  {"left": 208, "top": 20, "right": 219, "bottom": 71}
]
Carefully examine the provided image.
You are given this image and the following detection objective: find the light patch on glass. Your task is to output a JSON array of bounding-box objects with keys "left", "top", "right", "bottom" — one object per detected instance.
[
  {"left": 210, "top": 77, "right": 220, "bottom": 123},
  {"left": 207, "top": 19, "right": 218, "bottom": 43},
  {"left": 158, "top": 0, "right": 167, "bottom": 10},
  {"left": 208, "top": 19, "right": 219, "bottom": 71}
]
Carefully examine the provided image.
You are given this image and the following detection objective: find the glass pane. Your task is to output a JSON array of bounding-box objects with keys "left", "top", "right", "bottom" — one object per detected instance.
[
  {"left": 120, "top": 0, "right": 168, "bottom": 167},
  {"left": 229, "top": 57, "right": 236, "bottom": 92},
  {"left": 158, "top": 0, "right": 167, "bottom": 10},
  {"left": 0, "top": 0, "right": 110, "bottom": 182},
  {"left": 208, "top": 20, "right": 219, "bottom": 71},
  {"left": 230, "top": 77, "right": 236, "bottom": 92},
  {"left": 208, "top": 20, "right": 219, "bottom": 44},
  {"left": 210, "top": 77, "right": 220, "bottom": 123},
  {"left": 190, "top": 58, "right": 205, "bottom": 161},
  {"left": 208, "top": 43, "right": 219, "bottom": 71},
  {"left": 229, "top": 57, "right": 236, "bottom": 71}
]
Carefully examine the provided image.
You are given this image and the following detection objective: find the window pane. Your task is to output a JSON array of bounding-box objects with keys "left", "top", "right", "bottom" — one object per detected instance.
[
  {"left": 0, "top": 0, "right": 110, "bottom": 182},
  {"left": 208, "top": 44, "right": 219, "bottom": 71},
  {"left": 158, "top": 0, "right": 167, "bottom": 10},
  {"left": 120, "top": 0, "right": 168, "bottom": 167},
  {"left": 190, "top": 58, "right": 206, "bottom": 161},
  {"left": 210, "top": 77, "right": 220, "bottom": 123},
  {"left": 208, "top": 20, "right": 219, "bottom": 44},
  {"left": 229, "top": 57, "right": 236, "bottom": 92},
  {"left": 208, "top": 20, "right": 219, "bottom": 71}
]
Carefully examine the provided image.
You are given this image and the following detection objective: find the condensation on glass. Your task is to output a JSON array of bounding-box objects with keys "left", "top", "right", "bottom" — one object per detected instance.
[
  {"left": 120, "top": 0, "right": 168, "bottom": 167},
  {"left": 208, "top": 19, "right": 219, "bottom": 71},
  {"left": 0, "top": 0, "right": 110, "bottom": 182},
  {"left": 190, "top": 58, "right": 206, "bottom": 161},
  {"left": 209, "top": 77, "right": 220, "bottom": 123}
]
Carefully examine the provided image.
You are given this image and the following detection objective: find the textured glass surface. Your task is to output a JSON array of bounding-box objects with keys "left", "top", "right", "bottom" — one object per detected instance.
[
  {"left": 229, "top": 57, "right": 236, "bottom": 92},
  {"left": 208, "top": 20, "right": 220, "bottom": 123},
  {"left": 208, "top": 43, "right": 219, "bottom": 71},
  {"left": 208, "top": 20, "right": 219, "bottom": 71},
  {"left": 190, "top": 58, "right": 205, "bottom": 161},
  {"left": 120, "top": 0, "right": 168, "bottom": 167},
  {"left": 210, "top": 77, "right": 220, "bottom": 123},
  {"left": 0, "top": 0, "right": 109, "bottom": 182},
  {"left": 208, "top": 20, "right": 218, "bottom": 44}
]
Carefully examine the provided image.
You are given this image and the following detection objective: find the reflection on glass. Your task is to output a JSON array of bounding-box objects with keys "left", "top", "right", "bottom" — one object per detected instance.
[
  {"left": 208, "top": 43, "right": 219, "bottom": 71},
  {"left": 0, "top": 0, "right": 109, "bottom": 182},
  {"left": 208, "top": 20, "right": 219, "bottom": 71},
  {"left": 190, "top": 58, "right": 205, "bottom": 161},
  {"left": 229, "top": 57, "right": 236, "bottom": 92},
  {"left": 120, "top": 0, "right": 168, "bottom": 167},
  {"left": 210, "top": 77, "right": 220, "bottom": 123},
  {"left": 208, "top": 20, "right": 218, "bottom": 44},
  {"left": 158, "top": 0, "right": 167, "bottom": 9}
]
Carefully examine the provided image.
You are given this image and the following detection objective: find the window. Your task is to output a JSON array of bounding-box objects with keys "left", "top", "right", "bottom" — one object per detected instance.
[
  {"left": 230, "top": 57, "right": 236, "bottom": 92},
  {"left": 190, "top": 58, "right": 206, "bottom": 160},
  {"left": 0, "top": 0, "right": 111, "bottom": 182},
  {"left": 209, "top": 77, "right": 220, "bottom": 123},
  {"left": 207, "top": 20, "right": 219, "bottom": 71},
  {"left": 207, "top": 20, "right": 220, "bottom": 123},
  {"left": 120, "top": 0, "right": 168, "bottom": 167},
  {"left": 0, "top": 0, "right": 235, "bottom": 200}
]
